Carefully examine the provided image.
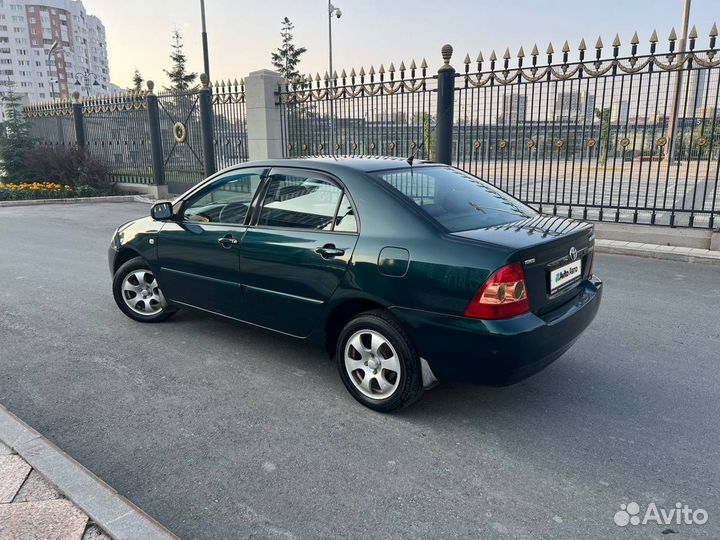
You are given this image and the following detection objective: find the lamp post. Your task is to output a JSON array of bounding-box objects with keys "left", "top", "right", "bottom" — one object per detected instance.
[
  {"left": 74, "top": 69, "right": 100, "bottom": 96},
  {"left": 200, "top": 0, "right": 210, "bottom": 79},
  {"left": 665, "top": 0, "right": 692, "bottom": 163},
  {"left": 328, "top": 1, "right": 342, "bottom": 154},
  {"left": 47, "top": 41, "right": 58, "bottom": 100}
]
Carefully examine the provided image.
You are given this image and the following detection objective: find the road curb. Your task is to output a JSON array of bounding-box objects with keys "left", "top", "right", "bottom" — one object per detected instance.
[
  {"left": 0, "top": 195, "right": 153, "bottom": 207},
  {"left": 0, "top": 404, "right": 179, "bottom": 540},
  {"left": 596, "top": 239, "right": 720, "bottom": 265}
]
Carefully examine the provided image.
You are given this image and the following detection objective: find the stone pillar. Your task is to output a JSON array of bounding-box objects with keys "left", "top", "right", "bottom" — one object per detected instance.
[{"left": 244, "top": 69, "right": 284, "bottom": 160}]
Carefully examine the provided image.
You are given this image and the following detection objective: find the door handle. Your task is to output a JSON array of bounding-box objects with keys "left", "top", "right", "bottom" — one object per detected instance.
[
  {"left": 217, "top": 236, "right": 238, "bottom": 248},
  {"left": 315, "top": 244, "right": 345, "bottom": 259}
]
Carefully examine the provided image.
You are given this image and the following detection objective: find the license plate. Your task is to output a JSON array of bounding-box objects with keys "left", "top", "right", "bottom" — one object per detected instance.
[{"left": 549, "top": 260, "right": 582, "bottom": 292}]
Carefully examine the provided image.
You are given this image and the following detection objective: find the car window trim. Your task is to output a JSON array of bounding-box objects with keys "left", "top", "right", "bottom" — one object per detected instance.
[
  {"left": 248, "top": 166, "right": 360, "bottom": 235},
  {"left": 178, "top": 167, "right": 271, "bottom": 227}
]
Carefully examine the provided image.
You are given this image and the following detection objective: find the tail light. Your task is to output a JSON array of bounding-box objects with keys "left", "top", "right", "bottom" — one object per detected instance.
[
  {"left": 464, "top": 262, "right": 530, "bottom": 320},
  {"left": 588, "top": 250, "right": 595, "bottom": 277}
]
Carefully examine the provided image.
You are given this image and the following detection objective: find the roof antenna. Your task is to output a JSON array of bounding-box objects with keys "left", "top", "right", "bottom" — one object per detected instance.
[{"left": 406, "top": 115, "right": 440, "bottom": 170}]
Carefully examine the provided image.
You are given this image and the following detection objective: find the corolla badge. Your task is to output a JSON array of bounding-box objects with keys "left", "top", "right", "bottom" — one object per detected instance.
[{"left": 569, "top": 246, "right": 578, "bottom": 261}]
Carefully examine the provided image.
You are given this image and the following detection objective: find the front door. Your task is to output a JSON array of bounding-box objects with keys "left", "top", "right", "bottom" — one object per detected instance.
[
  {"left": 158, "top": 168, "right": 267, "bottom": 318},
  {"left": 239, "top": 168, "right": 359, "bottom": 337}
]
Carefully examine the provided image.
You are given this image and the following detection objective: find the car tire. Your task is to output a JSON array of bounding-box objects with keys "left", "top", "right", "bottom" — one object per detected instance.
[
  {"left": 336, "top": 309, "right": 423, "bottom": 412},
  {"left": 112, "top": 257, "right": 176, "bottom": 323}
]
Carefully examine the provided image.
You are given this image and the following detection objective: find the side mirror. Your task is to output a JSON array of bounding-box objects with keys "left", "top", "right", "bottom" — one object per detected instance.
[{"left": 151, "top": 201, "right": 173, "bottom": 221}]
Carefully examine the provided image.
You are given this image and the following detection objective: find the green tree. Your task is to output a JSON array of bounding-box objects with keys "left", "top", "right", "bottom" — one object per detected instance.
[
  {"left": 271, "top": 17, "right": 307, "bottom": 81},
  {"left": 131, "top": 69, "right": 144, "bottom": 92},
  {"left": 594, "top": 107, "right": 611, "bottom": 167},
  {"left": 163, "top": 29, "right": 197, "bottom": 91},
  {"left": 421, "top": 113, "right": 436, "bottom": 160},
  {"left": 0, "top": 81, "right": 34, "bottom": 180}
]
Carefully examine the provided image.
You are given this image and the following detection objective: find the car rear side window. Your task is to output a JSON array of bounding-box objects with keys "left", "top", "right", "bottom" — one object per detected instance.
[
  {"left": 257, "top": 173, "right": 348, "bottom": 231},
  {"left": 372, "top": 166, "right": 536, "bottom": 232}
]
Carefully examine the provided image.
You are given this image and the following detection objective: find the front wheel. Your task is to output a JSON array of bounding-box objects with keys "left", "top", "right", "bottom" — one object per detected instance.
[
  {"left": 112, "top": 257, "right": 176, "bottom": 322},
  {"left": 336, "top": 310, "right": 423, "bottom": 412}
]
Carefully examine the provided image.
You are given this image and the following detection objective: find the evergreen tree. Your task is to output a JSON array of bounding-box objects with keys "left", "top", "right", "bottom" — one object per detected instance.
[
  {"left": 163, "top": 29, "right": 197, "bottom": 91},
  {"left": 131, "top": 69, "right": 144, "bottom": 92},
  {"left": 271, "top": 17, "right": 307, "bottom": 81},
  {"left": 0, "top": 80, "right": 34, "bottom": 180}
]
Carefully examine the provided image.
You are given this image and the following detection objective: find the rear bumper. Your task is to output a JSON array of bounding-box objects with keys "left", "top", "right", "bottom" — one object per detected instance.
[{"left": 390, "top": 276, "right": 602, "bottom": 385}]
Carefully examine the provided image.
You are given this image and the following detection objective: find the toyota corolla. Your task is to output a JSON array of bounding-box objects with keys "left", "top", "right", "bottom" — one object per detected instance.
[{"left": 109, "top": 157, "right": 602, "bottom": 411}]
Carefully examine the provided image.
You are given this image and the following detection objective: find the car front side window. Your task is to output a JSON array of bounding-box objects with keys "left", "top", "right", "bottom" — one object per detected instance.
[{"left": 183, "top": 171, "right": 265, "bottom": 225}]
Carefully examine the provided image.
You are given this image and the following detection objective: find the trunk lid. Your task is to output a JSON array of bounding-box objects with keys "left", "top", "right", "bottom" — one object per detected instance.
[{"left": 452, "top": 215, "right": 595, "bottom": 314}]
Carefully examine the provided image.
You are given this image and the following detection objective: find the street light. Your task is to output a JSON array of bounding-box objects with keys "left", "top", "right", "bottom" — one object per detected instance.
[
  {"left": 47, "top": 41, "right": 58, "bottom": 100},
  {"left": 74, "top": 69, "right": 100, "bottom": 96},
  {"left": 665, "top": 0, "right": 692, "bottom": 162},
  {"left": 200, "top": 0, "right": 210, "bottom": 79},
  {"left": 328, "top": 1, "right": 342, "bottom": 154}
]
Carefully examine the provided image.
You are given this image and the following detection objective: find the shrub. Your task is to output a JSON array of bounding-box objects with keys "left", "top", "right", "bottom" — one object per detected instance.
[
  {"left": 0, "top": 181, "right": 111, "bottom": 201},
  {"left": 18, "top": 145, "right": 110, "bottom": 187}
]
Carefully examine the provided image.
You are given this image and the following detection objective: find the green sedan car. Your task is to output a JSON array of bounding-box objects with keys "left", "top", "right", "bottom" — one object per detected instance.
[{"left": 109, "top": 157, "right": 602, "bottom": 411}]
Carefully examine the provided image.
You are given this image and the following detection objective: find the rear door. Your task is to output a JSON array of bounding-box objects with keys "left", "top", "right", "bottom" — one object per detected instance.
[
  {"left": 157, "top": 168, "right": 267, "bottom": 318},
  {"left": 239, "top": 168, "right": 359, "bottom": 337}
]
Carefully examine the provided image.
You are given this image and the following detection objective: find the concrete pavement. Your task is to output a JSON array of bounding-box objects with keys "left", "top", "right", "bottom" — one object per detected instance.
[{"left": 0, "top": 202, "right": 719, "bottom": 539}]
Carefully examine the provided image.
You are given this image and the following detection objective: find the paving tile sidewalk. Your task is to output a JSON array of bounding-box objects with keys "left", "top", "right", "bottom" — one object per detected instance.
[
  {"left": 0, "top": 440, "right": 110, "bottom": 540},
  {"left": 595, "top": 238, "right": 720, "bottom": 265}
]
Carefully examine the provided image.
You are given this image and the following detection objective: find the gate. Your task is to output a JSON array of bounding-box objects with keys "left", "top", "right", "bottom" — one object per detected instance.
[{"left": 156, "top": 88, "right": 207, "bottom": 194}]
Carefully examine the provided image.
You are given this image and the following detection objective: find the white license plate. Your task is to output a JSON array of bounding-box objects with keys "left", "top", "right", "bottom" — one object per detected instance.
[{"left": 549, "top": 260, "right": 582, "bottom": 292}]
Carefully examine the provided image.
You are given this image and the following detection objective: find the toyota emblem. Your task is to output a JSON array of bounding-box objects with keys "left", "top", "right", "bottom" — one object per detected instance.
[{"left": 569, "top": 247, "right": 578, "bottom": 261}]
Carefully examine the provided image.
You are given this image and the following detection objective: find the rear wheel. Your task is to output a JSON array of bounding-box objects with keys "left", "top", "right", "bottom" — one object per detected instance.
[
  {"left": 336, "top": 310, "right": 423, "bottom": 412},
  {"left": 112, "top": 257, "right": 176, "bottom": 322}
]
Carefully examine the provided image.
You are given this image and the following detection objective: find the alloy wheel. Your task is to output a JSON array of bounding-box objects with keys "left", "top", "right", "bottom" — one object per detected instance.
[
  {"left": 121, "top": 269, "right": 166, "bottom": 316},
  {"left": 344, "top": 329, "right": 401, "bottom": 399}
]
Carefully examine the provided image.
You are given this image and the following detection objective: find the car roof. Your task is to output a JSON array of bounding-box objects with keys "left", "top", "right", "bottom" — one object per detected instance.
[{"left": 237, "top": 156, "right": 437, "bottom": 173}]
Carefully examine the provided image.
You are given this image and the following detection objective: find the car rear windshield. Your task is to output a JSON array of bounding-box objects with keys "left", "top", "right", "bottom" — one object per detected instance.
[{"left": 371, "top": 166, "right": 537, "bottom": 232}]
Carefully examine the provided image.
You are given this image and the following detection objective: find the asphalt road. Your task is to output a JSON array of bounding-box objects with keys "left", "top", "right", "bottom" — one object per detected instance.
[{"left": 1, "top": 202, "right": 719, "bottom": 540}]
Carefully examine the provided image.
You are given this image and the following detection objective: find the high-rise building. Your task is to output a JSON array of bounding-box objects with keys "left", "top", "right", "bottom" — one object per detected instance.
[
  {"left": 610, "top": 100, "right": 629, "bottom": 123},
  {"left": 549, "top": 90, "right": 595, "bottom": 123},
  {"left": 498, "top": 93, "right": 526, "bottom": 124},
  {"left": 0, "top": 0, "right": 110, "bottom": 119},
  {"left": 682, "top": 69, "right": 707, "bottom": 118}
]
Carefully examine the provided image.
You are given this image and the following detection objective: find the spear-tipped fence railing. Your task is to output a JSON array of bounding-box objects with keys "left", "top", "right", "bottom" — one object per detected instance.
[
  {"left": 278, "top": 24, "right": 720, "bottom": 229},
  {"left": 23, "top": 79, "right": 248, "bottom": 190},
  {"left": 454, "top": 25, "right": 720, "bottom": 228},
  {"left": 22, "top": 24, "right": 719, "bottom": 228},
  {"left": 212, "top": 78, "right": 248, "bottom": 169},
  {"left": 278, "top": 60, "right": 437, "bottom": 160}
]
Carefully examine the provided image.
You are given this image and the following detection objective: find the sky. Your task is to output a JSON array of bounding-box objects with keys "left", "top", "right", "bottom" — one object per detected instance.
[{"left": 85, "top": 0, "right": 720, "bottom": 90}]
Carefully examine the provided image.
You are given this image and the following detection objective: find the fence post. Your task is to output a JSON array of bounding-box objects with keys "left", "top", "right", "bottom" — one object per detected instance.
[
  {"left": 71, "top": 91, "right": 85, "bottom": 148},
  {"left": 198, "top": 73, "right": 217, "bottom": 177},
  {"left": 245, "top": 69, "right": 284, "bottom": 160},
  {"left": 435, "top": 44, "right": 455, "bottom": 165},
  {"left": 145, "top": 80, "right": 166, "bottom": 191}
]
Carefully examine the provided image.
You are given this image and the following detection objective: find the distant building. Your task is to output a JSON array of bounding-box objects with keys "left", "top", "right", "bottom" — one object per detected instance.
[
  {"left": 498, "top": 93, "right": 526, "bottom": 124},
  {"left": 681, "top": 69, "right": 706, "bottom": 118},
  {"left": 0, "top": 0, "right": 110, "bottom": 119},
  {"left": 610, "top": 100, "right": 629, "bottom": 123},
  {"left": 695, "top": 107, "right": 717, "bottom": 119},
  {"left": 549, "top": 90, "right": 594, "bottom": 123}
]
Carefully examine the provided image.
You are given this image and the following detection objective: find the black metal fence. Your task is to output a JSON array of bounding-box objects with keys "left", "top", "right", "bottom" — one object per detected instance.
[
  {"left": 82, "top": 91, "right": 153, "bottom": 184},
  {"left": 23, "top": 77, "right": 247, "bottom": 194},
  {"left": 279, "top": 61, "right": 437, "bottom": 159},
  {"left": 278, "top": 26, "right": 720, "bottom": 229},
  {"left": 22, "top": 25, "right": 720, "bottom": 228}
]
